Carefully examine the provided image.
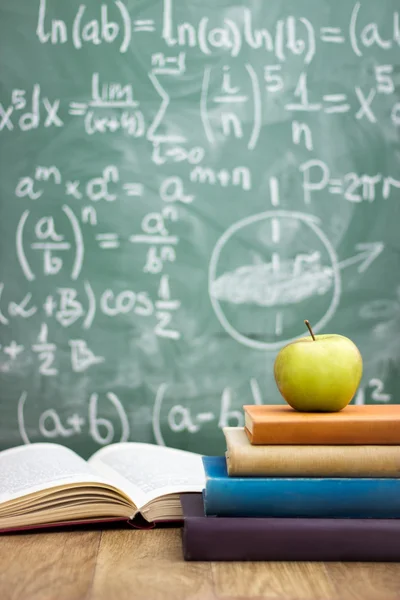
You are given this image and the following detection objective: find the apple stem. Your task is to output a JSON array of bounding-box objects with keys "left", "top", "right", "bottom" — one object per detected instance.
[{"left": 304, "top": 320, "right": 316, "bottom": 341}]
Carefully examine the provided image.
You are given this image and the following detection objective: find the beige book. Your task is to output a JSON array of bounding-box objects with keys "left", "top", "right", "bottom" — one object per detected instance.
[
  {"left": 224, "top": 427, "right": 400, "bottom": 477},
  {"left": 0, "top": 442, "right": 205, "bottom": 531}
]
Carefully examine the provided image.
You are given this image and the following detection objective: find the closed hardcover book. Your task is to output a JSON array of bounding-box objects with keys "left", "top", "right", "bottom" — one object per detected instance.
[
  {"left": 244, "top": 404, "right": 400, "bottom": 445},
  {"left": 181, "top": 493, "right": 400, "bottom": 562},
  {"left": 224, "top": 427, "right": 400, "bottom": 477},
  {"left": 202, "top": 456, "right": 400, "bottom": 518}
]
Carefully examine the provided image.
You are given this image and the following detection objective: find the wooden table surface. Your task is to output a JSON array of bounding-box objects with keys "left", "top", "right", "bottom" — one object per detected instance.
[{"left": 1, "top": 526, "right": 400, "bottom": 600}]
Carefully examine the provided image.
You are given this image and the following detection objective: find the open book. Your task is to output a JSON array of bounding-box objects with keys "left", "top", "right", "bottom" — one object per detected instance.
[{"left": 0, "top": 442, "right": 206, "bottom": 532}]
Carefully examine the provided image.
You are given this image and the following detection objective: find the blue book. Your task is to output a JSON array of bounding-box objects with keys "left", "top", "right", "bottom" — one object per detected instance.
[{"left": 202, "top": 456, "right": 400, "bottom": 518}]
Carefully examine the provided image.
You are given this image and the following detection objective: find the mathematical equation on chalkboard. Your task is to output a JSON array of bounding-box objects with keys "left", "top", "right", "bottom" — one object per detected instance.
[
  {"left": 0, "top": 0, "right": 399, "bottom": 452},
  {"left": 1, "top": 2, "right": 399, "bottom": 138}
]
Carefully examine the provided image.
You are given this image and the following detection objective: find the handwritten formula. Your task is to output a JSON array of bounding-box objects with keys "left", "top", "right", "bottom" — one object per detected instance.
[{"left": 0, "top": 0, "right": 399, "bottom": 456}]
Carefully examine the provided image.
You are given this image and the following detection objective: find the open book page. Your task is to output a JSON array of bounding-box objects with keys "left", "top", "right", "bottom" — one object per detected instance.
[
  {"left": 88, "top": 443, "right": 205, "bottom": 510},
  {"left": 0, "top": 443, "right": 111, "bottom": 504}
]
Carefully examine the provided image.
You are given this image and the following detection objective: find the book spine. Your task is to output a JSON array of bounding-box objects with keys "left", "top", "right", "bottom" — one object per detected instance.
[
  {"left": 203, "top": 476, "right": 400, "bottom": 518},
  {"left": 249, "top": 421, "right": 400, "bottom": 445},
  {"left": 226, "top": 446, "right": 400, "bottom": 477},
  {"left": 183, "top": 517, "right": 400, "bottom": 561}
]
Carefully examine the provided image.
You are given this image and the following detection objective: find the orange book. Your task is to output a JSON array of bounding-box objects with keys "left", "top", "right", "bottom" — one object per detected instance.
[{"left": 244, "top": 404, "right": 400, "bottom": 445}]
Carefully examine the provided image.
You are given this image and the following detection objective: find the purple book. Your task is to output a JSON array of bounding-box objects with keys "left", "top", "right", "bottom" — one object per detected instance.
[{"left": 181, "top": 493, "right": 400, "bottom": 562}]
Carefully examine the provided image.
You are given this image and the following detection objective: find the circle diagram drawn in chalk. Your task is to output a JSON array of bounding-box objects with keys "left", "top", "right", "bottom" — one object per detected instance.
[{"left": 209, "top": 211, "right": 341, "bottom": 350}]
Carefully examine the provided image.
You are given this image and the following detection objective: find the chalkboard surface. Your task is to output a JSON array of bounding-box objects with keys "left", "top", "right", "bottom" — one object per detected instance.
[{"left": 0, "top": 0, "right": 400, "bottom": 457}]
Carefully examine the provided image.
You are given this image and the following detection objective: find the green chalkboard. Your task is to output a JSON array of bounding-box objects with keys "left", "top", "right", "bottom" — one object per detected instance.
[{"left": 0, "top": 0, "right": 400, "bottom": 458}]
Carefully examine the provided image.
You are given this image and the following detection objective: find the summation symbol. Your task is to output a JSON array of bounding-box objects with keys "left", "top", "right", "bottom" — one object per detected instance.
[{"left": 147, "top": 72, "right": 187, "bottom": 143}]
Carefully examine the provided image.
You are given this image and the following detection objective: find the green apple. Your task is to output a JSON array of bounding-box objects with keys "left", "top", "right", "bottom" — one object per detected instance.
[{"left": 274, "top": 321, "right": 363, "bottom": 412}]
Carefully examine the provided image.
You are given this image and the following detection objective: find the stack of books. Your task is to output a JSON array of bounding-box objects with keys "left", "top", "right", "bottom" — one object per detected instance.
[{"left": 182, "top": 404, "right": 400, "bottom": 561}]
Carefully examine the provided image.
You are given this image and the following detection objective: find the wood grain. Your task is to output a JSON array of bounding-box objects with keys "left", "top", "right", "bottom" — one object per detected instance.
[
  {"left": 91, "top": 528, "right": 216, "bottom": 600},
  {"left": 1, "top": 528, "right": 400, "bottom": 600},
  {"left": 326, "top": 562, "right": 400, "bottom": 600},
  {"left": 212, "top": 561, "right": 334, "bottom": 599},
  {"left": 0, "top": 530, "right": 100, "bottom": 600}
]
